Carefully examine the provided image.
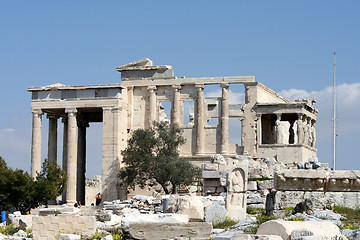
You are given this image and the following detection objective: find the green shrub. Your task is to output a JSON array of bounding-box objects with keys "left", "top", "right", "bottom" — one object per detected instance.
[
  {"left": 213, "top": 217, "right": 239, "bottom": 229},
  {"left": 333, "top": 205, "right": 360, "bottom": 230},
  {"left": 111, "top": 227, "right": 128, "bottom": 240},
  {"left": 247, "top": 207, "right": 266, "bottom": 215},
  {"left": 284, "top": 207, "right": 295, "bottom": 217},
  {"left": 0, "top": 224, "right": 20, "bottom": 236}
]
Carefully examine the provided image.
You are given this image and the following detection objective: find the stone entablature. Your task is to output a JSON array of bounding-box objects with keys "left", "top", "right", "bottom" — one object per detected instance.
[
  {"left": 28, "top": 58, "right": 318, "bottom": 202},
  {"left": 275, "top": 170, "right": 360, "bottom": 192}
]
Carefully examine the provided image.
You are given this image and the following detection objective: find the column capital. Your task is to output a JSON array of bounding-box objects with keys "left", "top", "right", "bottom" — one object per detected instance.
[
  {"left": 31, "top": 109, "right": 43, "bottom": 115},
  {"left": 65, "top": 108, "right": 77, "bottom": 114},
  {"left": 127, "top": 86, "right": 134, "bottom": 90},
  {"left": 195, "top": 84, "right": 205, "bottom": 90},
  {"left": 102, "top": 106, "right": 113, "bottom": 112},
  {"left": 220, "top": 83, "right": 230, "bottom": 88},
  {"left": 147, "top": 85, "right": 157, "bottom": 91},
  {"left": 46, "top": 113, "right": 59, "bottom": 119},
  {"left": 172, "top": 84, "right": 181, "bottom": 91}
]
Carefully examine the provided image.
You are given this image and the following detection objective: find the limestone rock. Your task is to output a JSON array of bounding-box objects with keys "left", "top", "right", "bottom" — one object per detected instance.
[
  {"left": 58, "top": 234, "right": 81, "bottom": 240},
  {"left": 342, "top": 228, "right": 360, "bottom": 240},
  {"left": 121, "top": 212, "right": 189, "bottom": 232},
  {"left": 39, "top": 207, "right": 80, "bottom": 216},
  {"left": 205, "top": 203, "right": 228, "bottom": 225},
  {"left": 128, "top": 222, "right": 212, "bottom": 240},
  {"left": 211, "top": 154, "right": 226, "bottom": 165},
  {"left": 101, "top": 235, "right": 113, "bottom": 240},
  {"left": 13, "top": 230, "right": 27, "bottom": 238},
  {"left": 6, "top": 211, "right": 22, "bottom": 227},
  {"left": 257, "top": 220, "right": 344, "bottom": 240},
  {"left": 258, "top": 180, "right": 274, "bottom": 190},
  {"left": 167, "top": 195, "right": 205, "bottom": 221},
  {"left": 18, "top": 215, "right": 33, "bottom": 230}
]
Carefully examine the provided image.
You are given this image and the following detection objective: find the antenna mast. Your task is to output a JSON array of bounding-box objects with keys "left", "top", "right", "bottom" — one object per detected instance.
[{"left": 332, "top": 52, "right": 337, "bottom": 170}]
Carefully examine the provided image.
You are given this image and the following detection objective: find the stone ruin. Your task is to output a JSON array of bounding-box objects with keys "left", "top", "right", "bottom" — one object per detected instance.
[
  {"left": 27, "top": 58, "right": 318, "bottom": 205},
  {"left": 14, "top": 58, "right": 360, "bottom": 239}
]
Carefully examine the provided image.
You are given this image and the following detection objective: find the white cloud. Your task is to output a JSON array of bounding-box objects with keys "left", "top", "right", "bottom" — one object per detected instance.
[{"left": 281, "top": 82, "right": 360, "bottom": 170}]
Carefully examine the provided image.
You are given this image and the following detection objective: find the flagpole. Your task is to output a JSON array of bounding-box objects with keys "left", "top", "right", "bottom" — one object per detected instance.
[{"left": 332, "top": 52, "right": 337, "bottom": 170}]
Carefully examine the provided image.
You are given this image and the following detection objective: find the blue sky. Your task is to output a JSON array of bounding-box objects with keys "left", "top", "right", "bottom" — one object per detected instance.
[{"left": 1, "top": 1, "right": 359, "bottom": 177}]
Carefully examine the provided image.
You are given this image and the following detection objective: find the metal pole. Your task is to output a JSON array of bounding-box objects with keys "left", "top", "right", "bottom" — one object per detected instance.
[{"left": 332, "top": 52, "right": 337, "bottom": 170}]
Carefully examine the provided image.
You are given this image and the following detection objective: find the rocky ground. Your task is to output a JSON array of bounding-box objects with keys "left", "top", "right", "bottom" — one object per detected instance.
[{"left": 1, "top": 194, "right": 360, "bottom": 240}]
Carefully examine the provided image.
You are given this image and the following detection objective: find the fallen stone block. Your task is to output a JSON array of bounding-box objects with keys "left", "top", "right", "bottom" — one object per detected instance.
[
  {"left": 167, "top": 195, "right": 205, "bottom": 221},
  {"left": 213, "top": 233, "right": 282, "bottom": 240},
  {"left": 121, "top": 213, "right": 189, "bottom": 232},
  {"left": 128, "top": 222, "right": 212, "bottom": 240},
  {"left": 256, "top": 220, "right": 344, "bottom": 240},
  {"left": 32, "top": 215, "right": 96, "bottom": 240},
  {"left": 202, "top": 163, "right": 219, "bottom": 171},
  {"left": 58, "top": 234, "right": 81, "bottom": 240},
  {"left": 6, "top": 211, "right": 22, "bottom": 227},
  {"left": 38, "top": 207, "right": 80, "bottom": 216}
]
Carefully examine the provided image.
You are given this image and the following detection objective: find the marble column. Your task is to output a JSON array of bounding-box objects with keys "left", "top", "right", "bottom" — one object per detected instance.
[
  {"left": 65, "top": 108, "right": 77, "bottom": 204},
  {"left": 171, "top": 84, "right": 181, "bottom": 126},
  {"left": 195, "top": 84, "right": 205, "bottom": 155},
  {"left": 127, "top": 86, "right": 134, "bottom": 130},
  {"left": 62, "top": 117, "right": 68, "bottom": 202},
  {"left": 220, "top": 83, "right": 229, "bottom": 154},
  {"left": 31, "top": 109, "right": 42, "bottom": 178},
  {"left": 77, "top": 121, "right": 88, "bottom": 205},
  {"left": 148, "top": 86, "right": 157, "bottom": 128},
  {"left": 47, "top": 114, "right": 58, "bottom": 165},
  {"left": 102, "top": 106, "right": 122, "bottom": 201}
]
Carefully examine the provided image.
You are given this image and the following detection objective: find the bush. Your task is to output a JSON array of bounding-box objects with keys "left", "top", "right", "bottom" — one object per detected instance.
[
  {"left": 213, "top": 217, "right": 239, "bottom": 229},
  {"left": 0, "top": 224, "right": 19, "bottom": 236},
  {"left": 247, "top": 207, "right": 266, "bottom": 215},
  {"left": 120, "top": 121, "right": 201, "bottom": 194},
  {"left": 333, "top": 205, "right": 360, "bottom": 230},
  {"left": 0, "top": 157, "right": 67, "bottom": 213}
]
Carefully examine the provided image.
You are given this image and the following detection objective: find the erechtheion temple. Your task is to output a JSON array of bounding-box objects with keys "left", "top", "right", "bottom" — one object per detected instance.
[{"left": 28, "top": 58, "right": 318, "bottom": 205}]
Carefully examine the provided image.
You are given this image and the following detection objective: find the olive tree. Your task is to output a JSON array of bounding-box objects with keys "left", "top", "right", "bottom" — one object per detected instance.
[{"left": 120, "top": 121, "right": 201, "bottom": 194}]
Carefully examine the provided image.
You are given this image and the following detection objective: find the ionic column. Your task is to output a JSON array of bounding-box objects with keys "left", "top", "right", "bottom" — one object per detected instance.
[
  {"left": 220, "top": 83, "right": 229, "bottom": 154},
  {"left": 47, "top": 114, "right": 58, "bottom": 165},
  {"left": 31, "top": 109, "right": 42, "bottom": 178},
  {"left": 195, "top": 84, "right": 205, "bottom": 155},
  {"left": 65, "top": 108, "right": 77, "bottom": 204},
  {"left": 171, "top": 85, "right": 181, "bottom": 126},
  {"left": 148, "top": 86, "right": 157, "bottom": 127},
  {"left": 62, "top": 117, "right": 68, "bottom": 202},
  {"left": 77, "top": 121, "right": 88, "bottom": 205}
]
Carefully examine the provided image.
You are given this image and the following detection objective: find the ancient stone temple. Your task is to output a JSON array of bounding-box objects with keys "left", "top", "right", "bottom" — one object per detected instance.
[{"left": 28, "top": 58, "right": 318, "bottom": 203}]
